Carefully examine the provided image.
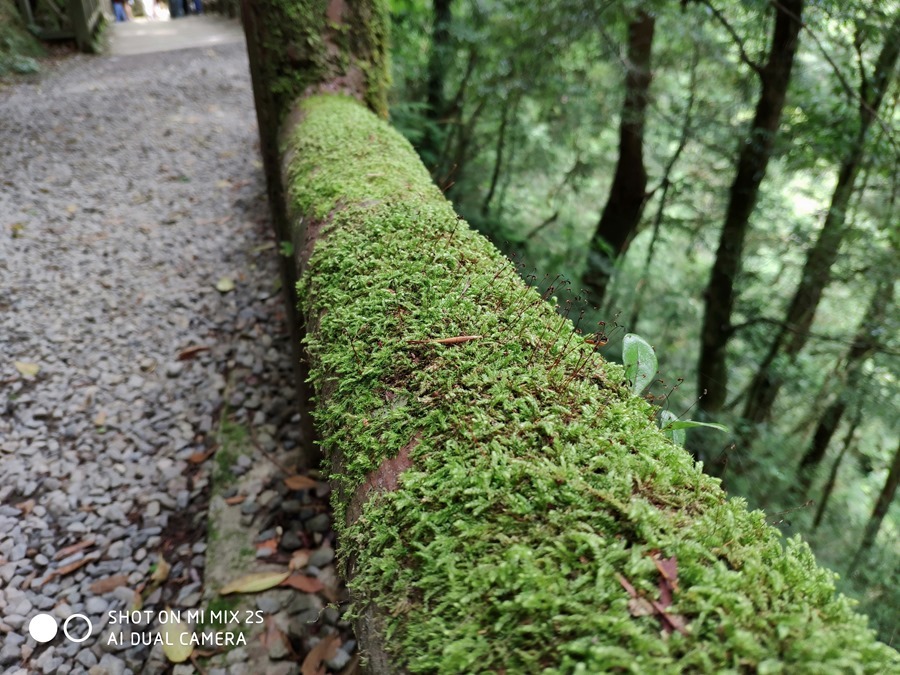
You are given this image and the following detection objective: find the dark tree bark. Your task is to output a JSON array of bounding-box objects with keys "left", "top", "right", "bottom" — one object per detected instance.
[
  {"left": 240, "top": 0, "right": 388, "bottom": 464},
  {"left": 740, "top": 14, "right": 900, "bottom": 431},
  {"left": 481, "top": 94, "right": 519, "bottom": 216},
  {"left": 811, "top": 409, "right": 861, "bottom": 531},
  {"left": 796, "top": 279, "right": 894, "bottom": 496},
  {"left": 582, "top": 10, "right": 655, "bottom": 307},
  {"left": 848, "top": 439, "right": 900, "bottom": 575},
  {"left": 630, "top": 43, "right": 699, "bottom": 331},
  {"left": 693, "top": 1, "right": 804, "bottom": 439},
  {"left": 419, "top": 0, "right": 453, "bottom": 169}
]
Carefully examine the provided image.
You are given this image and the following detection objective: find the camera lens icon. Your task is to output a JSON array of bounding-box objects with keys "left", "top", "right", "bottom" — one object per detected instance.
[
  {"left": 28, "top": 614, "right": 58, "bottom": 643},
  {"left": 28, "top": 613, "right": 92, "bottom": 644},
  {"left": 63, "top": 614, "right": 92, "bottom": 643}
]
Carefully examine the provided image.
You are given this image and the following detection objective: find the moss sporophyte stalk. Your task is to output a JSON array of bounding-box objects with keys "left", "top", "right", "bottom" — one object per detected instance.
[{"left": 283, "top": 94, "right": 898, "bottom": 673}]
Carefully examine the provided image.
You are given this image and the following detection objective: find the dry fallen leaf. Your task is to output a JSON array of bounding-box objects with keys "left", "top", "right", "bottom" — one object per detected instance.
[
  {"left": 54, "top": 539, "right": 95, "bottom": 560},
  {"left": 219, "top": 570, "right": 291, "bottom": 595},
  {"left": 188, "top": 448, "right": 216, "bottom": 464},
  {"left": 301, "top": 633, "right": 341, "bottom": 675},
  {"left": 256, "top": 538, "right": 278, "bottom": 557},
  {"left": 259, "top": 616, "right": 287, "bottom": 651},
  {"left": 628, "top": 596, "right": 656, "bottom": 617},
  {"left": 42, "top": 552, "right": 101, "bottom": 585},
  {"left": 284, "top": 475, "right": 318, "bottom": 491},
  {"left": 654, "top": 555, "right": 680, "bottom": 596},
  {"left": 161, "top": 614, "right": 194, "bottom": 663},
  {"left": 151, "top": 554, "right": 171, "bottom": 583},
  {"left": 281, "top": 574, "right": 325, "bottom": 593},
  {"left": 407, "top": 335, "right": 483, "bottom": 345},
  {"left": 224, "top": 494, "right": 246, "bottom": 505},
  {"left": 90, "top": 575, "right": 130, "bottom": 594},
  {"left": 94, "top": 410, "right": 107, "bottom": 427},
  {"left": 14, "top": 361, "right": 40, "bottom": 378},
  {"left": 15, "top": 499, "right": 35, "bottom": 516},
  {"left": 177, "top": 345, "right": 210, "bottom": 361},
  {"left": 289, "top": 550, "right": 311, "bottom": 572}
]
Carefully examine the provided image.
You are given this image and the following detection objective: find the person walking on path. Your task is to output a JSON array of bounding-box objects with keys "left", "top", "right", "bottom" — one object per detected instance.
[{"left": 112, "top": 0, "right": 127, "bottom": 21}]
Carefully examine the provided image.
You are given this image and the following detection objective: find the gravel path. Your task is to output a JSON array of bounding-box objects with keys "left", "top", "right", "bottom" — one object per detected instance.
[{"left": 0, "top": 43, "right": 324, "bottom": 674}]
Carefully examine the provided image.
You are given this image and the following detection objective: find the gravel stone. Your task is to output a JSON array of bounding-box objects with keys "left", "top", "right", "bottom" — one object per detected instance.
[
  {"left": 308, "top": 546, "right": 335, "bottom": 567},
  {"left": 305, "top": 514, "right": 331, "bottom": 533},
  {"left": 0, "top": 30, "right": 321, "bottom": 675}
]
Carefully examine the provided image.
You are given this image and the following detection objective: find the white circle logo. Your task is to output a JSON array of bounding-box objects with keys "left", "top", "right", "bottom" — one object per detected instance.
[
  {"left": 28, "top": 614, "right": 59, "bottom": 643},
  {"left": 62, "top": 614, "right": 92, "bottom": 643}
]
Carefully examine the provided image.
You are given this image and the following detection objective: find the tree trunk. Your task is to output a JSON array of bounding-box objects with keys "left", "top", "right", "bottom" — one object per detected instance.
[
  {"left": 849, "top": 440, "right": 900, "bottom": 575},
  {"left": 481, "top": 95, "right": 518, "bottom": 216},
  {"left": 582, "top": 10, "right": 655, "bottom": 307},
  {"left": 694, "top": 0, "right": 803, "bottom": 431},
  {"left": 242, "top": 1, "right": 899, "bottom": 669},
  {"left": 796, "top": 278, "right": 894, "bottom": 495},
  {"left": 811, "top": 409, "right": 861, "bottom": 530},
  {"left": 419, "top": 0, "right": 453, "bottom": 169},
  {"left": 740, "top": 14, "right": 900, "bottom": 431},
  {"left": 239, "top": 0, "right": 388, "bottom": 462},
  {"left": 630, "top": 43, "right": 698, "bottom": 331}
]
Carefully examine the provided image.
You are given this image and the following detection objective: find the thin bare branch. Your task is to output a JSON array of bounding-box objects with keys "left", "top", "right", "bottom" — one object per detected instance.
[{"left": 699, "top": 0, "right": 764, "bottom": 74}]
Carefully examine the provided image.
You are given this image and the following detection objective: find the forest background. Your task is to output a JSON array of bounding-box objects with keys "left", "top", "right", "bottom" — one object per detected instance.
[{"left": 386, "top": 0, "right": 898, "bottom": 642}]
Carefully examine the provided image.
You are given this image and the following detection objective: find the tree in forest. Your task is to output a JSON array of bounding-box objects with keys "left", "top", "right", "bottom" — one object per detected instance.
[
  {"left": 417, "top": 0, "right": 454, "bottom": 171},
  {"left": 693, "top": 0, "right": 804, "bottom": 463},
  {"left": 0, "top": 0, "right": 45, "bottom": 75},
  {"left": 848, "top": 440, "right": 900, "bottom": 575},
  {"left": 737, "top": 13, "right": 899, "bottom": 440},
  {"left": 796, "top": 278, "right": 895, "bottom": 498},
  {"left": 583, "top": 9, "right": 655, "bottom": 307}
]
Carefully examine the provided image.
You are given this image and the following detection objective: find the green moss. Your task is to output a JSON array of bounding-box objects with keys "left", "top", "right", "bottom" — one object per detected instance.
[
  {"left": 256, "top": 0, "right": 388, "bottom": 123},
  {"left": 214, "top": 417, "right": 248, "bottom": 486},
  {"left": 285, "top": 94, "right": 898, "bottom": 673},
  {"left": 202, "top": 595, "right": 241, "bottom": 630}
]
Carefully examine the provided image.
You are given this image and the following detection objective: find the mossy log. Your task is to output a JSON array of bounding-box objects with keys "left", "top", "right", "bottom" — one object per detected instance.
[{"left": 242, "top": 1, "right": 899, "bottom": 672}]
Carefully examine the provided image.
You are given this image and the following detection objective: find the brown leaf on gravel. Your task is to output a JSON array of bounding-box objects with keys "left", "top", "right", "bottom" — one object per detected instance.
[
  {"left": 177, "top": 345, "right": 210, "bottom": 361},
  {"left": 256, "top": 538, "right": 278, "bottom": 557},
  {"left": 90, "top": 575, "right": 130, "bottom": 594},
  {"left": 281, "top": 574, "right": 324, "bottom": 593},
  {"left": 15, "top": 499, "right": 35, "bottom": 516},
  {"left": 284, "top": 475, "right": 318, "bottom": 491},
  {"left": 54, "top": 538, "right": 95, "bottom": 560},
  {"left": 42, "top": 552, "right": 101, "bottom": 585},
  {"left": 301, "top": 633, "right": 341, "bottom": 675},
  {"left": 224, "top": 494, "right": 246, "bottom": 505},
  {"left": 259, "top": 616, "right": 288, "bottom": 651},
  {"left": 289, "top": 550, "right": 311, "bottom": 571},
  {"left": 94, "top": 410, "right": 107, "bottom": 427},
  {"left": 188, "top": 448, "right": 216, "bottom": 464},
  {"left": 220, "top": 571, "right": 291, "bottom": 595}
]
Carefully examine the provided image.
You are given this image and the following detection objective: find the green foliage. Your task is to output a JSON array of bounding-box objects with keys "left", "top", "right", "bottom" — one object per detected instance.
[
  {"left": 622, "top": 333, "right": 657, "bottom": 395},
  {"left": 284, "top": 94, "right": 897, "bottom": 672},
  {"left": 0, "top": 0, "right": 45, "bottom": 77},
  {"left": 386, "top": 0, "right": 898, "bottom": 639},
  {"left": 623, "top": 332, "right": 728, "bottom": 446}
]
